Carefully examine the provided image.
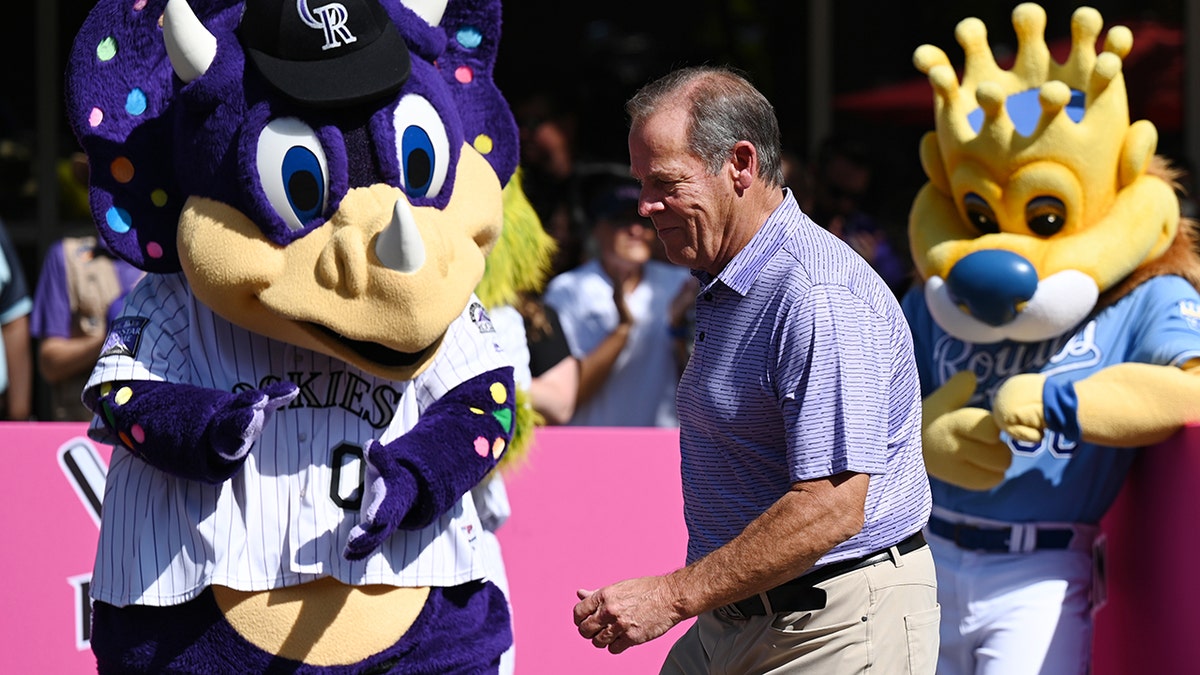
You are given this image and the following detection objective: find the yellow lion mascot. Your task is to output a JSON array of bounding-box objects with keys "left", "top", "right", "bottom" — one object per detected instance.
[{"left": 901, "top": 4, "right": 1200, "bottom": 672}]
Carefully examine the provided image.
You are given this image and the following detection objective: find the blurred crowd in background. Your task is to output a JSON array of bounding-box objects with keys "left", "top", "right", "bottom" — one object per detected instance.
[{"left": 0, "top": 0, "right": 1194, "bottom": 424}]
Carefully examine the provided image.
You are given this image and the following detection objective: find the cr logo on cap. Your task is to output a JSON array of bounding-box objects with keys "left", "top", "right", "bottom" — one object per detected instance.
[{"left": 297, "top": 0, "right": 358, "bottom": 51}]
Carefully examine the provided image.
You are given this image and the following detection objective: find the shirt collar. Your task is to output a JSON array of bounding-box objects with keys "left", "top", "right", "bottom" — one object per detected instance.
[{"left": 697, "top": 188, "right": 801, "bottom": 296}]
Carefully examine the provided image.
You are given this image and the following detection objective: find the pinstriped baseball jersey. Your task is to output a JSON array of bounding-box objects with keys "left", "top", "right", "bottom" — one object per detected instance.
[{"left": 85, "top": 272, "right": 510, "bottom": 607}]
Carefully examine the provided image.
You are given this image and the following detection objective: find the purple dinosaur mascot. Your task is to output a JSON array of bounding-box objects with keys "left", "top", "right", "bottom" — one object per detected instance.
[{"left": 65, "top": 0, "right": 522, "bottom": 672}]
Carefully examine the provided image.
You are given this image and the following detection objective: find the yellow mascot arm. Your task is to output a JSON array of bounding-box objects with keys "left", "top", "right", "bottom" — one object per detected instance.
[
  {"left": 923, "top": 370, "right": 1013, "bottom": 490},
  {"left": 992, "top": 360, "right": 1200, "bottom": 447}
]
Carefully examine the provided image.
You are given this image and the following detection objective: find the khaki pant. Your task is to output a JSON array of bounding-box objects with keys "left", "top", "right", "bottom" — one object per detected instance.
[{"left": 661, "top": 546, "right": 939, "bottom": 674}]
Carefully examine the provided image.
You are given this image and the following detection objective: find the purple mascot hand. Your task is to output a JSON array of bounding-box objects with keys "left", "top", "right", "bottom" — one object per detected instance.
[
  {"left": 345, "top": 438, "right": 418, "bottom": 561},
  {"left": 209, "top": 381, "right": 299, "bottom": 467}
]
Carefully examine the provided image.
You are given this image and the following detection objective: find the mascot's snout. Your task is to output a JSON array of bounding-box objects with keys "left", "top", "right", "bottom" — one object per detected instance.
[{"left": 945, "top": 249, "right": 1039, "bottom": 326}]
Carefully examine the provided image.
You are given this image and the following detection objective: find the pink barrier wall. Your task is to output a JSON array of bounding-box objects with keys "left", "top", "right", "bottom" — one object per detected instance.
[
  {"left": 0, "top": 423, "right": 111, "bottom": 675},
  {"left": 0, "top": 421, "right": 1194, "bottom": 672},
  {"left": 1092, "top": 423, "right": 1200, "bottom": 674},
  {"left": 496, "top": 427, "right": 692, "bottom": 673}
]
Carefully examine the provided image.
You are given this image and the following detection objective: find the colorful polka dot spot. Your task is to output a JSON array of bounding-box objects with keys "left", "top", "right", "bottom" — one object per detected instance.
[
  {"left": 106, "top": 206, "right": 132, "bottom": 234},
  {"left": 492, "top": 438, "right": 505, "bottom": 459},
  {"left": 130, "top": 424, "right": 146, "bottom": 443},
  {"left": 118, "top": 431, "right": 135, "bottom": 449},
  {"left": 455, "top": 65, "right": 473, "bottom": 84},
  {"left": 151, "top": 189, "right": 169, "bottom": 207},
  {"left": 489, "top": 382, "right": 507, "bottom": 404},
  {"left": 146, "top": 241, "right": 164, "bottom": 259},
  {"left": 456, "top": 26, "right": 483, "bottom": 49},
  {"left": 100, "top": 383, "right": 113, "bottom": 397},
  {"left": 89, "top": 108, "right": 104, "bottom": 128},
  {"left": 473, "top": 134, "right": 493, "bottom": 155},
  {"left": 97, "top": 37, "right": 118, "bottom": 62},
  {"left": 133, "top": 0, "right": 147, "bottom": 10},
  {"left": 111, "top": 157, "right": 135, "bottom": 183},
  {"left": 126, "top": 88, "right": 147, "bottom": 116},
  {"left": 115, "top": 387, "right": 134, "bottom": 405},
  {"left": 470, "top": 407, "right": 485, "bottom": 415},
  {"left": 491, "top": 407, "right": 512, "bottom": 434},
  {"left": 474, "top": 436, "right": 490, "bottom": 457}
]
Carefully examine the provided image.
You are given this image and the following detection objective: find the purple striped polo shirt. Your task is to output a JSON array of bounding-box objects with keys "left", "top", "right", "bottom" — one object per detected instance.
[{"left": 677, "top": 190, "right": 930, "bottom": 567}]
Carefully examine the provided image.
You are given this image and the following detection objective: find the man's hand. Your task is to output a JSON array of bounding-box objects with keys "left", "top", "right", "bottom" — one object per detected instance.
[
  {"left": 573, "top": 576, "right": 682, "bottom": 654},
  {"left": 612, "top": 277, "right": 633, "bottom": 327}
]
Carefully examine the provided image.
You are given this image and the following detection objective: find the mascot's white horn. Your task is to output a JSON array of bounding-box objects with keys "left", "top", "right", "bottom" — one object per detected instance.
[
  {"left": 163, "top": 0, "right": 217, "bottom": 83},
  {"left": 375, "top": 199, "right": 428, "bottom": 274}
]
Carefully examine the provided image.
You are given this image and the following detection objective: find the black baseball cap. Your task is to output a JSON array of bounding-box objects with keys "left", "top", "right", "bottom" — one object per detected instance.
[
  {"left": 589, "top": 180, "right": 643, "bottom": 224},
  {"left": 239, "top": 0, "right": 411, "bottom": 108}
]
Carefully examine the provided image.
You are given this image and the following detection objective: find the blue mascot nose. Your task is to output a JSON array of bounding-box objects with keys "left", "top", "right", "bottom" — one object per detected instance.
[{"left": 945, "top": 250, "right": 1039, "bottom": 326}]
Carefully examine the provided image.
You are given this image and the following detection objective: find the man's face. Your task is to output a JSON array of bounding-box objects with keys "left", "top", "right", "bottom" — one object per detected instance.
[
  {"left": 595, "top": 212, "right": 655, "bottom": 268},
  {"left": 628, "top": 105, "right": 732, "bottom": 274}
]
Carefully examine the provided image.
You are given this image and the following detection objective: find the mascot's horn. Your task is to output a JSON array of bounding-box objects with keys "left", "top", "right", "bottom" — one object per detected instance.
[{"left": 163, "top": 0, "right": 217, "bottom": 83}]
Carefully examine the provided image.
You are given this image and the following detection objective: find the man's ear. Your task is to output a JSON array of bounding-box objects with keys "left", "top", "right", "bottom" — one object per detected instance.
[{"left": 730, "top": 141, "right": 757, "bottom": 190}]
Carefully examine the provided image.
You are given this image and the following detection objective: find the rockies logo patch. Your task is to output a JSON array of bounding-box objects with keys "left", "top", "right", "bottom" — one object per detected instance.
[
  {"left": 100, "top": 316, "right": 149, "bottom": 358},
  {"left": 468, "top": 302, "right": 495, "bottom": 334}
]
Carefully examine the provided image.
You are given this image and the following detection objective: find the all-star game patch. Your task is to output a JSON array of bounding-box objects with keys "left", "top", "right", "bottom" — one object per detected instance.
[
  {"left": 100, "top": 316, "right": 150, "bottom": 358},
  {"left": 468, "top": 302, "right": 495, "bottom": 334}
]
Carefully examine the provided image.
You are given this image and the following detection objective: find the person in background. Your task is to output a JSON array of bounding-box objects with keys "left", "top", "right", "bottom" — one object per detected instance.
[
  {"left": 0, "top": 219, "right": 32, "bottom": 420},
  {"left": 572, "top": 65, "right": 936, "bottom": 673},
  {"left": 543, "top": 175, "right": 694, "bottom": 427},
  {"left": 514, "top": 93, "right": 587, "bottom": 278},
  {"left": 515, "top": 291, "right": 578, "bottom": 425},
  {"left": 30, "top": 234, "right": 143, "bottom": 420},
  {"left": 808, "top": 134, "right": 912, "bottom": 296}
]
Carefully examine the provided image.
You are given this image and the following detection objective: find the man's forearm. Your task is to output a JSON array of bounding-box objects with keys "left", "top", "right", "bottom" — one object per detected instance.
[
  {"left": 576, "top": 324, "right": 630, "bottom": 405},
  {"left": 2, "top": 316, "right": 32, "bottom": 420},
  {"left": 664, "top": 471, "right": 869, "bottom": 619},
  {"left": 38, "top": 334, "right": 107, "bottom": 385}
]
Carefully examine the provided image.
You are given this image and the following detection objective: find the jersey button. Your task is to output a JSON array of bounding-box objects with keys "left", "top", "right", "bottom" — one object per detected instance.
[{"left": 297, "top": 432, "right": 308, "bottom": 442}]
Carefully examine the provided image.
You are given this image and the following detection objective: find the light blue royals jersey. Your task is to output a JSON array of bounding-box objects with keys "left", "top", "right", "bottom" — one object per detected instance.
[{"left": 903, "top": 274, "right": 1200, "bottom": 524}]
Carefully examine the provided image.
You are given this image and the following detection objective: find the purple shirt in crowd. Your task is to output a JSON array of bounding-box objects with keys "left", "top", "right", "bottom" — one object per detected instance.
[
  {"left": 678, "top": 189, "right": 930, "bottom": 568},
  {"left": 29, "top": 238, "right": 144, "bottom": 340}
]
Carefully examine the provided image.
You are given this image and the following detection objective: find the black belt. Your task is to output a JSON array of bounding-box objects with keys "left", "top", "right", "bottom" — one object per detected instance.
[
  {"left": 927, "top": 515, "right": 1074, "bottom": 553},
  {"left": 720, "top": 531, "right": 927, "bottom": 618}
]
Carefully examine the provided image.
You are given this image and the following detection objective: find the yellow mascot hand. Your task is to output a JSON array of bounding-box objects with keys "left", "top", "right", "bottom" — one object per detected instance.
[
  {"left": 991, "top": 373, "right": 1048, "bottom": 443},
  {"left": 922, "top": 371, "right": 1012, "bottom": 490}
]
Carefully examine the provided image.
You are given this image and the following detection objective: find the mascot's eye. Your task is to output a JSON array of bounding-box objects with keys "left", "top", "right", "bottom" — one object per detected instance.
[
  {"left": 963, "top": 193, "right": 999, "bottom": 235},
  {"left": 393, "top": 94, "right": 449, "bottom": 200},
  {"left": 257, "top": 118, "right": 329, "bottom": 232},
  {"left": 1025, "top": 196, "right": 1067, "bottom": 237}
]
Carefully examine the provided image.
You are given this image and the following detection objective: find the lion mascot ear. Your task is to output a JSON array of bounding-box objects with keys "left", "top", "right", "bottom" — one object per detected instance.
[{"left": 65, "top": 1, "right": 533, "bottom": 672}]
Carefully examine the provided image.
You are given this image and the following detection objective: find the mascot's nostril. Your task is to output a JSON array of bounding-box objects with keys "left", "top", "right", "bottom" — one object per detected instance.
[{"left": 945, "top": 250, "right": 1039, "bottom": 326}]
